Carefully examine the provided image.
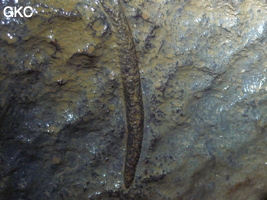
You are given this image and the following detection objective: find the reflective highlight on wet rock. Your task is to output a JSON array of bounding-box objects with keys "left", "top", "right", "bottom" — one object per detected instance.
[{"left": 1, "top": 0, "right": 267, "bottom": 200}]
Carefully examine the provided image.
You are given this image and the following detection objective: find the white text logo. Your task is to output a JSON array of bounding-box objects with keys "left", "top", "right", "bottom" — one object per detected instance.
[{"left": 3, "top": 6, "right": 33, "bottom": 18}]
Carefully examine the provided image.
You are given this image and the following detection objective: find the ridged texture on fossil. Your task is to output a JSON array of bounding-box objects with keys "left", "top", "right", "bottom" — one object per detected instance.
[{"left": 100, "top": 0, "right": 144, "bottom": 188}]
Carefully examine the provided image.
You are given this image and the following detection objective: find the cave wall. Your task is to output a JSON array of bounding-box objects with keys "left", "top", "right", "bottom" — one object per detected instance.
[{"left": 1, "top": 0, "right": 267, "bottom": 199}]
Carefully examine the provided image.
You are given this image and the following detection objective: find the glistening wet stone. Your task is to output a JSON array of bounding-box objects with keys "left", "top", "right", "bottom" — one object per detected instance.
[{"left": 1, "top": 0, "right": 267, "bottom": 199}]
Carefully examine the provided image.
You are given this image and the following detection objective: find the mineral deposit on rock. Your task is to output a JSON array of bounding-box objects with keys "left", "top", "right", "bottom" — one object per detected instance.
[{"left": 1, "top": 0, "right": 267, "bottom": 200}]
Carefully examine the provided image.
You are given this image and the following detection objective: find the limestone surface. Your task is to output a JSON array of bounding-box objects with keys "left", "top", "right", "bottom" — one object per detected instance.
[{"left": 1, "top": 0, "right": 267, "bottom": 200}]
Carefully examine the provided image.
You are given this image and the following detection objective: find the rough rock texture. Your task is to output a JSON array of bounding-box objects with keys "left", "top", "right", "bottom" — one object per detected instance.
[{"left": 1, "top": 0, "right": 267, "bottom": 199}]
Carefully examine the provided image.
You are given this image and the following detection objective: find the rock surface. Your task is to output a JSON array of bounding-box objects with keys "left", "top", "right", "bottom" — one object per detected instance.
[{"left": 1, "top": 0, "right": 267, "bottom": 199}]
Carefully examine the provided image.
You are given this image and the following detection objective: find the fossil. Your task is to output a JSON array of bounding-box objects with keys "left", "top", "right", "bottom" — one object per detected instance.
[{"left": 100, "top": 0, "right": 144, "bottom": 188}]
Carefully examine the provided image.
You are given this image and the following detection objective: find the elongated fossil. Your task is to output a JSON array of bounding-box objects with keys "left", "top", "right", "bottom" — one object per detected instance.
[{"left": 100, "top": 0, "right": 144, "bottom": 188}]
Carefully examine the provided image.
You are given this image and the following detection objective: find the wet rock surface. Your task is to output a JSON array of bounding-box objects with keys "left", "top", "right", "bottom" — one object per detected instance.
[{"left": 1, "top": 0, "right": 267, "bottom": 199}]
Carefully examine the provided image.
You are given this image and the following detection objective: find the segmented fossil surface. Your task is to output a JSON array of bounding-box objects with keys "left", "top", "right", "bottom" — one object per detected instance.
[{"left": 100, "top": 0, "right": 144, "bottom": 188}]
